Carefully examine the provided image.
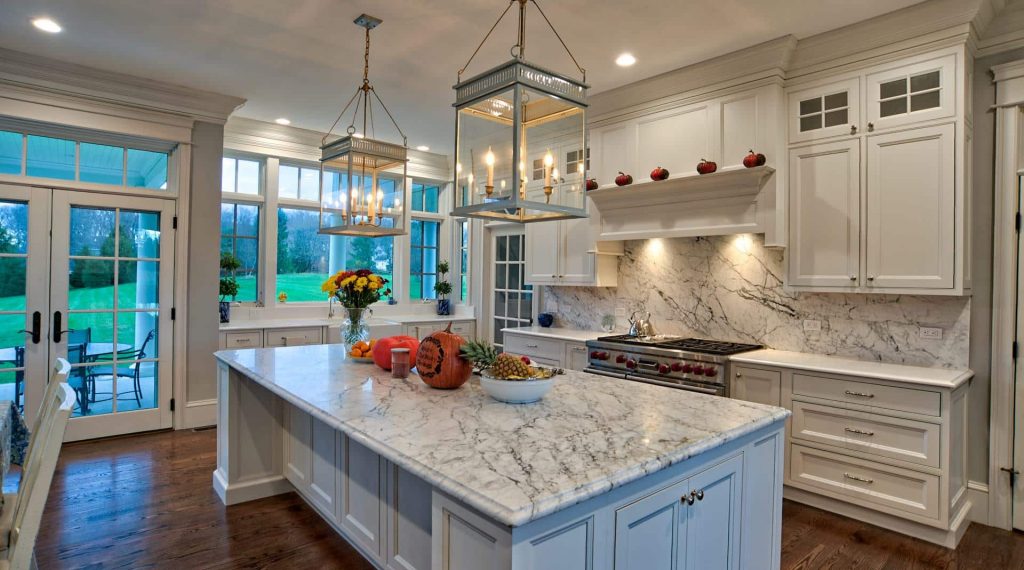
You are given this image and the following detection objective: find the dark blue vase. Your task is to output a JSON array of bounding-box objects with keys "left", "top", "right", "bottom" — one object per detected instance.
[
  {"left": 537, "top": 313, "right": 554, "bottom": 327},
  {"left": 436, "top": 299, "right": 452, "bottom": 316},
  {"left": 219, "top": 301, "right": 231, "bottom": 324}
]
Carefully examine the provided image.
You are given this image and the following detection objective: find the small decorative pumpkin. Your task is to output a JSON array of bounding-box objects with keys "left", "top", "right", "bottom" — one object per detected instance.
[
  {"left": 415, "top": 323, "right": 472, "bottom": 389},
  {"left": 372, "top": 335, "right": 420, "bottom": 370}
]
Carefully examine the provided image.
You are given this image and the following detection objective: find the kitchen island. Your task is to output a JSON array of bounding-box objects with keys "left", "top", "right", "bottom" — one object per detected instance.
[{"left": 214, "top": 344, "right": 789, "bottom": 570}]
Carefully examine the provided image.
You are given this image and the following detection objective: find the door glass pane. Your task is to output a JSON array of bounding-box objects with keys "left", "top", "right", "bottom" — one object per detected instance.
[
  {"left": 68, "top": 312, "right": 114, "bottom": 345},
  {"left": 0, "top": 259, "right": 26, "bottom": 310},
  {"left": 114, "top": 361, "right": 157, "bottom": 412},
  {"left": 80, "top": 143, "right": 124, "bottom": 185},
  {"left": 799, "top": 115, "right": 822, "bottom": 132},
  {"left": 910, "top": 91, "right": 941, "bottom": 112},
  {"left": 0, "top": 314, "right": 24, "bottom": 355},
  {"left": 0, "top": 131, "right": 21, "bottom": 175},
  {"left": 120, "top": 211, "right": 161, "bottom": 259},
  {"left": 799, "top": 98, "right": 821, "bottom": 115},
  {"left": 70, "top": 207, "right": 116, "bottom": 256},
  {"left": 507, "top": 292, "right": 520, "bottom": 318},
  {"left": 496, "top": 236, "right": 508, "bottom": 261},
  {"left": 118, "top": 261, "right": 159, "bottom": 309},
  {"left": 119, "top": 311, "right": 159, "bottom": 359},
  {"left": 127, "top": 149, "right": 169, "bottom": 190},
  {"left": 880, "top": 98, "right": 908, "bottom": 117},
  {"left": 910, "top": 71, "right": 940, "bottom": 93},
  {"left": 279, "top": 165, "right": 299, "bottom": 199},
  {"left": 879, "top": 78, "right": 907, "bottom": 100},
  {"left": 0, "top": 202, "right": 28, "bottom": 254},
  {"left": 823, "top": 92, "right": 847, "bottom": 110},
  {"left": 824, "top": 109, "right": 848, "bottom": 128},
  {"left": 26, "top": 135, "right": 75, "bottom": 180},
  {"left": 69, "top": 259, "right": 115, "bottom": 310},
  {"left": 496, "top": 265, "right": 507, "bottom": 289}
]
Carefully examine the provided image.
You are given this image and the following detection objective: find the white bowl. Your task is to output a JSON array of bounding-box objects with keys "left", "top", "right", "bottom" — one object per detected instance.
[{"left": 479, "top": 374, "right": 554, "bottom": 404}]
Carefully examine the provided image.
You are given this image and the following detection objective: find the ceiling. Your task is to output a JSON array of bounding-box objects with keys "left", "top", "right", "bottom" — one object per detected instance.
[{"left": 0, "top": 0, "right": 929, "bottom": 153}]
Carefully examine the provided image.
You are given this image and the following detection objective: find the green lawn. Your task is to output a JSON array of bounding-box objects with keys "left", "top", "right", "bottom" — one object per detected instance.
[{"left": 270, "top": 273, "right": 394, "bottom": 303}]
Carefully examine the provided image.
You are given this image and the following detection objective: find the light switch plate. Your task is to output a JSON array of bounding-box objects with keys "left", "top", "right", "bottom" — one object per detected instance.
[
  {"left": 919, "top": 327, "right": 943, "bottom": 340},
  {"left": 803, "top": 319, "right": 822, "bottom": 332}
]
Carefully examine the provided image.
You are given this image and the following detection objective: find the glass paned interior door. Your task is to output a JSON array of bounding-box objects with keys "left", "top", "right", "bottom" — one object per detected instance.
[
  {"left": 491, "top": 232, "right": 532, "bottom": 350},
  {"left": 0, "top": 200, "right": 30, "bottom": 409},
  {"left": 64, "top": 205, "right": 162, "bottom": 418}
]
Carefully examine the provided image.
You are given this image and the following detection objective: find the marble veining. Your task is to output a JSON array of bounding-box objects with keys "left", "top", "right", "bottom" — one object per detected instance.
[
  {"left": 545, "top": 235, "right": 970, "bottom": 369},
  {"left": 215, "top": 344, "right": 789, "bottom": 527}
]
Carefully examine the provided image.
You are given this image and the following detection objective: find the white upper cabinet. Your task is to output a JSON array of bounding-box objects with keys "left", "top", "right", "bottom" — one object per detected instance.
[
  {"left": 525, "top": 191, "right": 620, "bottom": 287},
  {"left": 788, "top": 139, "right": 861, "bottom": 287},
  {"left": 788, "top": 77, "right": 862, "bottom": 144},
  {"left": 865, "top": 123, "right": 955, "bottom": 289},
  {"left": 865, "top": 55, "right": 956, "bottom": 132}
]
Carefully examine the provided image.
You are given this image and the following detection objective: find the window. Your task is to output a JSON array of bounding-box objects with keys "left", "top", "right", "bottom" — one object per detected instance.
[
  {"left": 220, "top": 204, "right": 260, "bottom": 302},
  {"left": 879, "top": 70, "right": 941, "bottom": 117},
  {"left": 0, "top": 131, "right": 21, "bottom": 175},
  {"left": 222, "top": 157, "right": 261, "bottom": 195},
  {"left": 410, "top": 219, "right": 440, "bottom": 299},
  {"left": 799, "top": 91, "right": 849, "bottom": 132},
  {"left": 26, "top": 135, "right": 74, "bottom": 180},
  {"left": 411, "top": 183, "right": 440, "bottom": 213},
  {"left": 278, "top": 164, "right": 322, "bottom": 201},
  {"left": 3, "top": 130, "right": 169, "bottom": 188},
  {"left": 276, "top": 207, "right": 394, "bottom": 302},
  {"left": 492, "top": 233, "right": 532, "bottom": 349},
  {"left": 565, "top": 148, "right": 589, "bottom": 175},
  {"left": 456, "top": 220, "right": 470, "bottom": 303},
  {"left": 532, "top": 158, "right": 545, "bottom": 181}
]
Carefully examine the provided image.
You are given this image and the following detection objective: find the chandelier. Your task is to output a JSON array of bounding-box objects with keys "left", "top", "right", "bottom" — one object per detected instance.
[
  {"left": 451, "top": 0, "right": 589, "bottom": 223},
  {"left": 318, "top": 14, "right": 407, "bottom": 237}
]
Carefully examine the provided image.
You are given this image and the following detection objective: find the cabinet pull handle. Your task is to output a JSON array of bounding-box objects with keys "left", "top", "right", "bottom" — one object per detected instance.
[
  {"left": 844, "top": 427, "right": 875, "bottom": 436},
  {"left": 843, "top": 472, "right": 874, "bottom": 484},
  {"left": 866, "top": 275, "right": 875, "bottom": 281},
  {"left": 850, "top": 125, "right": 858, "bottom": 135},
  {"left": 867, "top": 122, "right": 874, "bottom": 132},
  {"left": 844, "top": 390, "right": 874, "bottom": 398},
  {"left": 551, "top": 274, "right": 557, "bottom": 278},
  {"left": 849, "top": 275, "right": 857, "bottom": 281},
  {"left": 526, "top": 343, "right": 539, "bottom": 348}
]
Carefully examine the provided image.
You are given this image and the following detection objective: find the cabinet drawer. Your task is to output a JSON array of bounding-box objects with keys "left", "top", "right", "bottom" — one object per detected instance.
[
  {"left": 790, "top": 443, "right": 939, "bottom": 520},
  {"left": 792, "top": 373, "right": 940, "bottom": 416},
  {"left": 791, "top": 401, "right": 940, "bottom": 468},
  {"left": 224, "top": 331, "right": 262, "bottom": 349},
  {"left": 264, "top": 327, "right": 322, "bottom": 347},
  {"left": 450, "top": 321, "right": 475, "bottom": 340},
  {"left": 503, "top": 334, "right": 564, "bottom": 362}
]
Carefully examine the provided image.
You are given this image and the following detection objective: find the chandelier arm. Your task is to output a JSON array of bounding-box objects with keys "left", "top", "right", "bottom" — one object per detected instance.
[
  {"left": 529, "top": 0, "right": 587, "bottom": 82},
  {"left": 457, "top": 0, "right": 517, "bottom": 80},
  {"left": 351, "top": 88, "right": 366, "bottom": 136},
  {"left": 322, "top": 86, "right": 365, "bottom": 146},
  {"left": 369, "top": 88, "right": 408, "bottom": 145},
  {"left": 368, "top": 89, "right": 376, "bottom": 139}
]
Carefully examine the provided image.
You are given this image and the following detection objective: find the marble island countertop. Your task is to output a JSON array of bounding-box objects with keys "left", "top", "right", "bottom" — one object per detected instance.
[{"left": 215, "top": 343, "right": 789, "bottom": 527}]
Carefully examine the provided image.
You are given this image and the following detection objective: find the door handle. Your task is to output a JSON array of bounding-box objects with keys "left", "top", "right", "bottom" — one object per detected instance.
[
  {"left": 18, "top": 311, "right": 41, "bottom": 345},
  {"left": 53, "top": 311, "right": 63, "bottom": 343}
]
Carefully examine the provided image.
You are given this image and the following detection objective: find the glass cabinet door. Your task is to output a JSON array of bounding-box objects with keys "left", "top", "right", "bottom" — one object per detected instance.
[
  {"left": 788, "top": 77, "right": 861, "bottom": 144},
  {"left": 866, "top": 54, "right": 956, "bottom": 131}
]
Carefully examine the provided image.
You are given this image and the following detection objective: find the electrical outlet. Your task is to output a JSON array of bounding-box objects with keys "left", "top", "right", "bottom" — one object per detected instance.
[
  {"left": 803, "top": 319, "right": 822, "bottom": 332},
  {"left": 615, "top": 307, "right": 627, "bottom": 318},
  {"left": 919, "top": 327, "right": 943, "bottom": 340}
]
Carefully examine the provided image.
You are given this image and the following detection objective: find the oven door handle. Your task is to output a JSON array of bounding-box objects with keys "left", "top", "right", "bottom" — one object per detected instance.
[{"left": 628, "top": 374, "right": 723, "bottom": 395}]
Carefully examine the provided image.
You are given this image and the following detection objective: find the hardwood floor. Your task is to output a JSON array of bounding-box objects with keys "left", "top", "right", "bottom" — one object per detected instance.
[{"left": 25, "top": 428, "right": 1024, "bottom": 569}]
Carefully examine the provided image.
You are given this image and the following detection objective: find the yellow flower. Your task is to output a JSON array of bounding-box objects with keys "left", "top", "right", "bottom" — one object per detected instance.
[
  {"left": 341, "top": 276, "right": 356, "bottom": 286},
  {"left": 356, "top": 277, "right": 368, "bottom": 287},
  {"left": 369, "top": 282, "right": 380, "bottom": 290}
]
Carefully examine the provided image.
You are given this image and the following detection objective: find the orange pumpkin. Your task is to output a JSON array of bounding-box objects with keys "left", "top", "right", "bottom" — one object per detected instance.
[
  {"left": 415, "top": 323, "right": 472, "bottom": 389},
  {"left": 372, "top": 335, "right": 420, "bottom": 370}
]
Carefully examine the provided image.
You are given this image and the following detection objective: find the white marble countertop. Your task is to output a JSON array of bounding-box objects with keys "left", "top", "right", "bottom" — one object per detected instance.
[
  {"left": 220, "top": 314, "right": 475, "bottom": 332},
  {"left": 215, "top": 344, "right": 789, "bottom": 527},
  {"left": 501, "top": 326, "right": 606, "bottom": 343},
  {"left": 730, "top": 349, "right": 974, "bottom": 389}
]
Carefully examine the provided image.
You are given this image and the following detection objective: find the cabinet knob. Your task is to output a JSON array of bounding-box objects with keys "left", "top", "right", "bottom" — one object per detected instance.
[
  {"left": 735, "top": 373, "right": 743, "bottom": 378},
  {"left": 850, "top": 125, "right": 858, "bottom": 135},
  {"left": 866, "top": 275, "right": 875, "bottom": 281},
  {"left": 558, "top": 275, "right": 564, "bottom": 278},
  {"left": 867, "top": 122, "right": 875, "bottom": 132},
  {"left": 551, "top": 274, "right": 557, "bottom": 278},
  {"left": 849, "top": 275, "right": 857, "bottom": 281}
]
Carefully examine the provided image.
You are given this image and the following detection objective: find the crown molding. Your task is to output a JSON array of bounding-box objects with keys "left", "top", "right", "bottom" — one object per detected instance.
[
  {"left": 0, "top": 47, "right": 245, "bottom": 124},
  {"left": 977, "top": 0, "right": 1024, "bottom": 57}
]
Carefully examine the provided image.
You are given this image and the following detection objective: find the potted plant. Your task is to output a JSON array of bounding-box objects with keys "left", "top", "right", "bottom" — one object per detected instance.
[
  {"left": 434, "top": 260, "right": 453, "bottom": 316},
  {"left": 219, "top": 252, "right": 241, "bottom": 323},
  {"left": 322, "top": 269, "right": 392, "bottom": 351}
]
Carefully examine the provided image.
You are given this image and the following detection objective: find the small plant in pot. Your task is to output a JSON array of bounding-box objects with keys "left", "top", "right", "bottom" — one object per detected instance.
[
  {"left": 434, "top": 260, "right": 453, "bottom": 316},
  {"left": 219, "top": 252, "right": 241, "bottom": 323}
]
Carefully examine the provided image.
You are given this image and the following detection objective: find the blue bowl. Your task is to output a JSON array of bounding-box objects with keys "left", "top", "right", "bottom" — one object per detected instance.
[{"left": 537, "top": 313, "right": 554, "bottom": 328}]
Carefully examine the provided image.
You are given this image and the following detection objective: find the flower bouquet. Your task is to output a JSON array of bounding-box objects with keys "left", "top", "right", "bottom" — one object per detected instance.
[{"left": 322, "top": 269, "right": 391, "bottom": 349}]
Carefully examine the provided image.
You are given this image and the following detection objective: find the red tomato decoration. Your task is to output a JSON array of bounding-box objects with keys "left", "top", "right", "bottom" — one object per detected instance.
[
  {"left": 650, "top": 166, "right": 670, "bottom": 181},
  {"left": 586, "top": 178, "right": 599, "bottom": 191},
  {"left": 615, "top": 172, "right": 633, "bottom": 186},
  {"left": 696, "top": 159, "right": 718, "bottom": 175},
  {"left": 415, "top": 323, "right": 473, "bottom": 389},
  {"left": 372, "top": 335, "right": 420, "bottom": 370},
  {"left": 743, "top": 150, "right": 767, "bottom": 168}
]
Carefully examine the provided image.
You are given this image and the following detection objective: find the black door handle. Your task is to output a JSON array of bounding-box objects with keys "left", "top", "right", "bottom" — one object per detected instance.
[
  {"left": 53, "top": 311, "right": 63, "bottom": 343},
  {"left": 18, "top": 311, "right": 41, "bottom": 344}
]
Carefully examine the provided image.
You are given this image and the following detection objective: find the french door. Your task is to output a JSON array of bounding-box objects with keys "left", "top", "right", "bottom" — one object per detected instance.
[
  {"left": 488, "top": 229, "right": 534, "bottom": 351},
  {"left": 0, "top": 184, "right": 174, "bottom": 441}
]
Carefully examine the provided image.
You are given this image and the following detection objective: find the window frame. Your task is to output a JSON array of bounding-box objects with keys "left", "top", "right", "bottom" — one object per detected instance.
[
  {"left": 408, "top": 178, "right": 450, "bottom": 302},
  {"left": 220, "top": 152, "right": 266, "bottom": 305}
]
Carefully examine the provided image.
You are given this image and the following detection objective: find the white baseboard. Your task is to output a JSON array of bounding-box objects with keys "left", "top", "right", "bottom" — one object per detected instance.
[
  {"left": 967, "top": 480, "right": 990, "bottom": 525},
  {"left": 179, "top": 398, "right": 217, "bottom": 429},
  {"left": 213, "top": 468, "right": 291, "bottom": 506}
]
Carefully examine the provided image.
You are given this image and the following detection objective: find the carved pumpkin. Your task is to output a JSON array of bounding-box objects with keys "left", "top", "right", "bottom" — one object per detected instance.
[
  {"left": 372, "top": 336, "right": 420, "bottom": 370},
  {"left": 415, "top": 323, "right": 472, "bottom": 389}
]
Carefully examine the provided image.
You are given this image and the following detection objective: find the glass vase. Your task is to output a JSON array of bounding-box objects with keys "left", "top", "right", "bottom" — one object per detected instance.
[{"left": 341, "top": 307, "right": 372, "bottom": 350}]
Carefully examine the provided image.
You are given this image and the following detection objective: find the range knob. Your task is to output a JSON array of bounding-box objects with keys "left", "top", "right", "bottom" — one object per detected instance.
[
  {"left": 682, "top": 364, "right": 694, "bottom": 374},
  {"left": 690, "top": 365, "right": 705, "bottom": 376},
  {"left": 590, "top": 351, "right": 600, "bottom": 359},
  {"left": 670, "top": 362, "right": 683, "bottom": 372},
  {"left": 600, "top": 352, "right": 611, "bottom": 361},
  {"left": 616, "top": 354, "right": 627, "bottom": 364},
  {"left": 658, "top": 363, "right": 671, "bottom": 375},
  {"left": 626, "top": 359, "right": 637, "bottom": 370},
  {"left": 704, "top": 367, "right": 718, "bottom": 377}
]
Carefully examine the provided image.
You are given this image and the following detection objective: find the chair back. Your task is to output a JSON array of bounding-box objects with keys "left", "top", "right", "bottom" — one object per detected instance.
[
  {"left": 64, "top": 328, "right": 90, "bottom": 347},
  {"left": 6, "top": 360, "right": 74, "bottom": 569}
]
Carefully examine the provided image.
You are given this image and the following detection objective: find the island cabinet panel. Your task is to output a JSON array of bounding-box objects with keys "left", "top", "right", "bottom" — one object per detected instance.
[
  {"left": 613, "top": 479, "right": 689, "bottom": 569},
  {"left": 684, "top": 455, "right": 744, "bottom": 570},
  {"left": 340, "top": 436, "right": 386, "bottom": 560},
  {"left": 309, "top": 416, "right": 339, "bottom": 516},
  {"left": 518, "top": 516, "right": 595, "bottom": 570},
  {"left": 283, "top": 406, "right": 311, "bottom": 490},
  {"left": 432, "top": 494, "right": 512, "bottom": 570},
  {"left": 385, "top": 465, "right": 433, "bottom": 570}
]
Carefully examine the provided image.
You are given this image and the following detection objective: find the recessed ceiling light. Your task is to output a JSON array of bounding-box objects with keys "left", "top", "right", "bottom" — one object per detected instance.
[
  {"left": 274, "top": 118, "right": 291, "bottom": 125},
  {"left": 416, "top": 145, "right": 430, "bottom": 152},
  {"left": 615, "top": 53, "right": 636, "bottom": 67},
  {"left": 32, "top": 17, "right": 62, "bottom": 34}
]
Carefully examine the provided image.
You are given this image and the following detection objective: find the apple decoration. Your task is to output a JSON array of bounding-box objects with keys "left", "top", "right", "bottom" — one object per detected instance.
[
  {"left": 615, "top": 172, "right": 634, "bottom": 186},
  {"left": 743, "top": 150, "right": 767, "bottom": 168},
  {"left": 650, "top": 166, "right": 670, "bottom": 181},
  {"left": 520, "top": 355, "right": 531, "bottom": 365},
  {"left": 586, "top": 178, "right": 599, "bottom": 191},
  {"left": 696, "top": 159, "right": 718, "bottom": 175}
]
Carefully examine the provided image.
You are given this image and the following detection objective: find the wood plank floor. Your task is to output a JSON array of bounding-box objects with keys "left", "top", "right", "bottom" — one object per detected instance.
[{"left": 23, "top": 428, "right": 1024, "bottom": 569}]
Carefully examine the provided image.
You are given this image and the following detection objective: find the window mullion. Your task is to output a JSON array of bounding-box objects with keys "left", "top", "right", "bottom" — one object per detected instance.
[{"left": 264, "top": 157, "right": 280, "bottom": 306}]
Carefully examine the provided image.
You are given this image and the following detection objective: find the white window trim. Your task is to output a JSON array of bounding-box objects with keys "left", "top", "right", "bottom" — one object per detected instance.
[
  {"left": 221, "top": 153, "right": 266, "bottom": 305},
  {"left": 409, "top": 180, "right": 451, "bottom": 302}
]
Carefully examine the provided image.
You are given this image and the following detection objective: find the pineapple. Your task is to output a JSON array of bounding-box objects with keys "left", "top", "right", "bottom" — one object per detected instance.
[
  {"left": 460, "top": 340, "right": 500, "bottom": 373},
  {"left": 490, "top": 353, "right": 532, "bottom": 379}
]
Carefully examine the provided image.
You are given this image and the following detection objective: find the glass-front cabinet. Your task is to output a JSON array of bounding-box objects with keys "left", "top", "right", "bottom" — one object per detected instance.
[
  {"left": 865, "top": 54, "right": 956, "bottom": 131},
  {"left": 788, "top": 78, "right": 861, "bottom": 143}
]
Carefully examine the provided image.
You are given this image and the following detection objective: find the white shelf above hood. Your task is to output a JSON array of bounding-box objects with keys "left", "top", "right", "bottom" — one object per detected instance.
[{"left": 587, "top": 166, "right": 776, "bottom": 241}]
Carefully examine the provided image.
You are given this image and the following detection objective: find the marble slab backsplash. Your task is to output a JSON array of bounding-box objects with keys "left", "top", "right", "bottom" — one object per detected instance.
[{"left": 542, "top": 234, "right": 970, "bottom": 369}]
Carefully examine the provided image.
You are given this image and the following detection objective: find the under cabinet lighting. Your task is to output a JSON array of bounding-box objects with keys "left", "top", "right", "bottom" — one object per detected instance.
[{"left": 32, "top": 17, "right": 62, "bottom": 33}]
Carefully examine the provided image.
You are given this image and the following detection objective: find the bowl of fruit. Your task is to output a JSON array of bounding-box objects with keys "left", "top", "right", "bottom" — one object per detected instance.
[
  {"left": 461, "top": 341, "right": 559, "bottom": 404},
  {"left": 348, "top": 339, "right": 377, "bottom": 363}
]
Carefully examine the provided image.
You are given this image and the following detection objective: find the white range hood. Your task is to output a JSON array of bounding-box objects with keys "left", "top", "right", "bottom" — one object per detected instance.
[{"left": 586, "top": 166, "right": 776, "bottom": 241}]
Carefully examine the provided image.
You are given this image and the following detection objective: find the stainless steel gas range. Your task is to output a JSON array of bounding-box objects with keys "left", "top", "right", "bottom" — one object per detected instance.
[{"left": 584, "top": 335, "right": 762, "bottom": 396}]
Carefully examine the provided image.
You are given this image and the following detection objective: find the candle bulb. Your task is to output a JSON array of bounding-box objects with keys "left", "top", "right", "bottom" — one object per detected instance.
[
  {"left": 485, "top": 147, "right": 495, "bottom": 189},
  {"left": 543, "top": 150, "right": 554, "bottom": 187}
]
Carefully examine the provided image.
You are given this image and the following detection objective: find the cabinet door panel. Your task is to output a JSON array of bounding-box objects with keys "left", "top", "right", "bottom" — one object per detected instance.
[
  {"left": 788, "top": 139, "right": 860, "bottom": 287},
  {"left": 341, "top": 435, "right": 384, "bottom": 559},
  {"left": 558, "top": 216, "right": 596, "bottom": 284},
  {"left": 592, "top": 125, "right": 633, "bottom": 188},
  {"left": 865, "top": 123, "right": 954, "bottom": 289},
  {"left": 637, "top": 105, "right": 711, "bottom": 178},
  {"left": 866, "top": 54, "right": 956, "bottom": 131},
  {"left": 564, "top": 342, "right": 589, "bottom": 372},
  {"left": 788, "top": 78, "right": 861, "bottom": 143},
  {"left": 525, "top": 220, "right": 560, "bottom": 285},
  {"left": 731, "top": 366, "right": 781, "bottom": 406},
  {"left": 721, "top": 93, "right": 760, "bottom": 170},
  {"left": 613, "top": 479, "right": 687, "bottom": 569},
  {"left": 386, "top": 465, "right": 432, "bottom": 570},
  {"left": 308, "top": 416, "right": 338, "bottom": 517},
  {"left": 685, "top": 454, "right": 743, "bottom": 570},
  {"left": 284, "top": 405, "right": 311, "bottom": 490}
]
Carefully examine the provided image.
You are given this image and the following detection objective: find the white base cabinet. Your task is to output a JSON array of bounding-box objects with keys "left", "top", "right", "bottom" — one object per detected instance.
[
  {"left": 502, "top": 331, "right": 590, "bottom": 372},
  {"left": 403, "top": 319, "right": 475, "bottom": 341}
]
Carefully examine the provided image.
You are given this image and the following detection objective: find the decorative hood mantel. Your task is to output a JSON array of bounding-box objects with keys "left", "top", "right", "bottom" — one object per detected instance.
[{"left": 587, "top": 165, "right": 776, "bottom": 241}]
